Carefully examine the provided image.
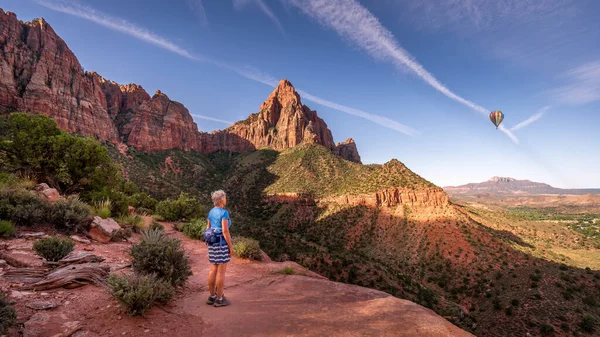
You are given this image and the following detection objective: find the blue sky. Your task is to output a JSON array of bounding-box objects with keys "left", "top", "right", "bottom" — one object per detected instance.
[{"left": 2, "top": 0, "right": 599, "bottom": 188}]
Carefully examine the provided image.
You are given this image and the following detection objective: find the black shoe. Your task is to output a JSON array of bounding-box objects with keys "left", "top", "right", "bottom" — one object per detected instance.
[
  {"left": 214, "top": 295, "right": 231, "bottom": 307},
  {"left": 206, "top": 295, "right": 216, "bottom": 305}
]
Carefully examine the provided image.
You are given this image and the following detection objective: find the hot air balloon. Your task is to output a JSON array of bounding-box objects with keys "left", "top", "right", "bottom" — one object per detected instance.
[{"left": 489, "top": 110, "right": 504, "bottom": 129}]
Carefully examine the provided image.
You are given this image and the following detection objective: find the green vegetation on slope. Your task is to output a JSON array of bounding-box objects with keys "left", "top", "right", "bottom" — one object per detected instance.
[{"left": 265, "top": 144, "right": 436, "bottom": 197}]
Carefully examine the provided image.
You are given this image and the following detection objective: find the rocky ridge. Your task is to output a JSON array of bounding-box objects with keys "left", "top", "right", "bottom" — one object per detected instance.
[
  {"left": 444, "top": 176, "right": 600, "bottom": 196},
  {"left": 0, "top": 10, "right": 360, "bottom": 162}
]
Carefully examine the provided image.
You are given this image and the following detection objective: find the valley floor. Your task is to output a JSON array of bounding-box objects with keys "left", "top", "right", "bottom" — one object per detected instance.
[{"left": 1, "top": 223, "right": 471, "bottom": 337}]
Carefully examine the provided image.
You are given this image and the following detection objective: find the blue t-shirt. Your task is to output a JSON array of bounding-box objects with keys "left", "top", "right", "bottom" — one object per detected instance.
[{"left": 207, "top": 207, "right": 231, "bottom": 233}]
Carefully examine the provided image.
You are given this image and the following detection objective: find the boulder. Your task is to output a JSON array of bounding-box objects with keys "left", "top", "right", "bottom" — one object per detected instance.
[
  {"left": 36, "top": 183, "right": 60, "bottom": 203},
  {"left": 88, "top": 217, "right": 121, "bottom": 243}
]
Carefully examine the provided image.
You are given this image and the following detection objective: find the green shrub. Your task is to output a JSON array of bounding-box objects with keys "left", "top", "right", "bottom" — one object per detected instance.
[
  {"left": 115, "top": 214, "right": 145, "bottom": 233},
  {"left": 540, "top": 323, "right": 555, "bottom": 335},
  {"left": 0, "top": 189, "right": 49, "bottom": 226},
  {"left": 152, "top": 214, "right": 165, "bottom": 222},
  {"left": 33, "top": 236, "right": 75, "bottom": 262},
  {"left": 149, "top": 221, "right": 164, "bottom": 232},
  {"left": 182, "top": 219, "right": 204, "bottom": 240},
  {"left": 583, "top": 295, "right": 598, "bottom": 307},
  {"left": 580, "top": 314, "right": 598, "bottom": 332},
  {"left": 0, "top": 113, "right": 122, "bottom": 194},
  {"left": 232, "top": 236, "right": 261, "bottom": 260},
  {"left": 49, "top": 196, "right": 93, "bottom": 231},
  {"left": 130, "top": 229, "right": 191, "bottom": 286},
  {"left": 0, "top": 292, "right": 17, "bottom": 335},
  {"left": 129, "top": 193, "right": 157, "bottom": 211},
  {"left": 108, "top": 273, "right": 174, "bottom": 316},
  {"left": 93, "top": 200, "right": 111, "bottom": 219},
  {"left": 0, "top": 220, "right": 15, "bottom": 238},
  {"left": 280, "top": 266, "right": 294, "bottom": 275},
  {"left": 135, "top": 207, "right": 153, "bottom": 216},
  {"left": 155, "top": 192, "right": 205, "bottom": 221},
  {"left": 122, "top": 181, "right": 140, "bottom": 196}
]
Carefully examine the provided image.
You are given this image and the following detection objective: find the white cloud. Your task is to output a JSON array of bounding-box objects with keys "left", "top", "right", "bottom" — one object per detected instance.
[
  {"left": 36, "top": 0, "right": 201, "bottom": 61},
  {"left": 285, "top": 0, "right": 519, "bottom": 143},
  {"left": 297, "top": 90, "right": 418, "bottom": 136},
  {"left": 550, "top": 61, "right": 600, "bottom": 105},
  {"left": 233, "top": 0, "right": 285, "bottom": 33},
  {"left": 511, "top": 106, "right": 551, "bottom": 131},
  {"left": 191, "top": 114, "right": 233, "bottom": 125},
  {"left": 187, "top": 0, "right": 209, "bottom": 27},
  {"left": 36, "top": 0, "right": 416, "bottom": 136}
]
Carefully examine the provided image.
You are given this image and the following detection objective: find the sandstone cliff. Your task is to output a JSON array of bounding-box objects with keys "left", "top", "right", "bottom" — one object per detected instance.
[
  {"left": 334, "top": 138, "right": 361, "bottom": 164},
  {"left": 221, "top": 79, "right": 336, "bottom": 152},
  {"left": 0, "top": 11, "right": 118, "bottom": 142},
  {"left": 0, "top": 11, "right": 360, "bottom": 161}
]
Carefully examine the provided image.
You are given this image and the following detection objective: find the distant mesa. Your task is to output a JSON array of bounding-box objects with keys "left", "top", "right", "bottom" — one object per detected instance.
[
  {"left": 0, "top": 11, "right": 360, "bottom": 163},
  {"left": 444, "top": 177, "right": 600, "bottom": 196}
]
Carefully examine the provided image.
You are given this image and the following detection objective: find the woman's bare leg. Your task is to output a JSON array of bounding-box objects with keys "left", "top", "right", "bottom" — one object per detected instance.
[
  {"left": 208, "top": 264, "right": 218, "bottom": 296},
  {"left": 216, "top": 263, "right": 228, "bottom": 298}
]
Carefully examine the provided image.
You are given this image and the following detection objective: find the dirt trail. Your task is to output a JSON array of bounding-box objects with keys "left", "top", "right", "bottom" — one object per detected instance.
[{"left": 2, "top": 224, "right": 472, "bottom": 337}]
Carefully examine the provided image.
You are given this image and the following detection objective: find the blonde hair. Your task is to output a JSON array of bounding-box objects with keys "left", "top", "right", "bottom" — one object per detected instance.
[{"left": 211, "top": 190, "right": 226, "bottom": 206}]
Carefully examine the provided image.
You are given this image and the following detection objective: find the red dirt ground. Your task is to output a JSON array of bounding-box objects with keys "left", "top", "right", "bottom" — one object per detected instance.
[{"left": 1, "top": 224, "right": 472, "bottom": 337}]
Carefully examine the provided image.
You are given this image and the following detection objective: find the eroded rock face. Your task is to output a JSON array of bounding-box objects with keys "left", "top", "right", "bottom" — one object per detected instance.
[
  {"left": 222, "top": 80, "right": 336, "bottom": 152},
  {"left": 334, "top": 138, "right": 361, "bottom": 163},
  {"left": 0, "top": 12, "right": 360, "bottom": 161},
  {"left": 0, "top": 12, "right": 118, "bottom": 143}
]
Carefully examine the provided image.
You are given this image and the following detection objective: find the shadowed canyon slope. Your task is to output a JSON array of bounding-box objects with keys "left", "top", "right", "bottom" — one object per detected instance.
[{"left": 0, "top": 10, "right": 360, "bottom": 162}]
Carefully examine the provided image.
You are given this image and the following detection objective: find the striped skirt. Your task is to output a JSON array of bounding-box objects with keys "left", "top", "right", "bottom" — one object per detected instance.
[{"left": 208, "top": 242, "right": 231, "bottom": 265}]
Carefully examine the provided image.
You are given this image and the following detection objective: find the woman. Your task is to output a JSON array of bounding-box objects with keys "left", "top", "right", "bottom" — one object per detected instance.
[{"left": 206, "top": 190, "right": 233, "bottom": 307}]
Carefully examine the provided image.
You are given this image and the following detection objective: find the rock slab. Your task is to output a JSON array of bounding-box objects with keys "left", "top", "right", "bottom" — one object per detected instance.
[{"left": 88, "top": 217, "right": 121, "bottom": 243}]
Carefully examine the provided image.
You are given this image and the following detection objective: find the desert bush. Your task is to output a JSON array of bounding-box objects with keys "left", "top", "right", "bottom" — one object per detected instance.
[
  {"left": 155, "top": 192, "right": 205, "bottom": 221},
  {"left": 0, "top": 113, "right": 122, "bottom": 194},
  {"left": 580, "top": 314, "right": 598, "bottom": 332},
  {"left": 583, "top": 295, "right": 598, "bottom": 307},
  {"left": 116, "top": 214, "right": 145, "bottom": 233},
  {"left": 108, "top": 273, "right": 174, "bottom": 316},
  {"left": 504, "top": 306, "right": 513, "bottom": 316},
  {"left": 129, "top": 193, "right": 157, "bottom": 211},
  {"left": 49, "top": 196, "right": 93, "bottom": 231},
  {"left": 122, "top": 181, "right": 140, "bottom": 196},
  {"left": 0, "top": 189, "right": 49, "bottom": 226},
  {"left": 182, "top": 219, "right": 204, "bottom": 240},
  {"left": 0, "top": 220, "right": 15, "bottom": 238},
  {"left": 0, "top": 172, "right": 36, "bottom": 190},
  {"left": 511, "top": 299, "right": 520, "bottom": 307},
  {"left": 232, "top": 236, "right": 261, "bottom": 260},
  {"left": 135, "top": 207, "right": 153, "bottom": 216},
  {"left": 152, "top": 214, "right": 165, "bottom": 222},
  {"left": 280, "top": 266, "right": 294, "bottom": 275},
  {"left": 0, "top": 292, "right": 17, "bottom": 335},
  {"left": 540, "top": 324, "right": 555, "bottom": 335},
  {"left": 92, "top": 200, "right": 111, "bottom": 219},
  {"left": 33, "top": 236, "right": 74, "bottom": 262},
  {"left": 149, "top": 221, "right": 164, "bottom": 232},
  {"left": 130, "top": 229, "right": 191, "bottom": 286}
]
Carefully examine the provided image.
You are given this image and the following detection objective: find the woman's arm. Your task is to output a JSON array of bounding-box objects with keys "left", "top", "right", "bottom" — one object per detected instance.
[
  {"left": 207, "top": 219, "right": 211, "bottom": 230},
  {"left": 221, "top": 218, "right": 233, "bottom": 254}
]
